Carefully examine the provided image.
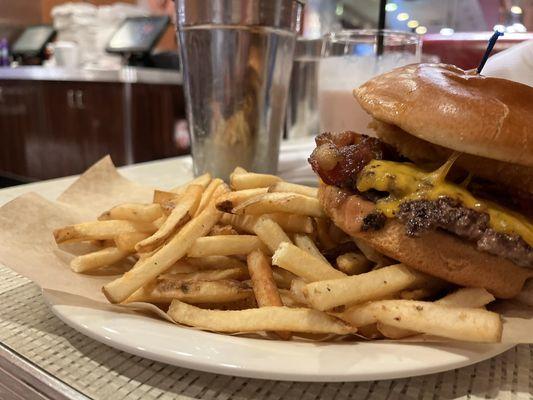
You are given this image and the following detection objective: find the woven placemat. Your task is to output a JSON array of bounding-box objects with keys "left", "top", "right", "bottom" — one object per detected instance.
[{"left": 0, "top": 265, "right": 531, "bottom": 400}]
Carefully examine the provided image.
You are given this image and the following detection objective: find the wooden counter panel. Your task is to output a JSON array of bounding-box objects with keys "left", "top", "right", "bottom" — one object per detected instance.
[
  {"left": 0, "top": 79, "right": 186, "bottom": 182},
  {"left": 130, "top": 83, "right": 186, "bottom": 163}
]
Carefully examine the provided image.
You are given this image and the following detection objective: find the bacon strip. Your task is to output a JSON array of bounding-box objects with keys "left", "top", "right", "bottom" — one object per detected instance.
[{"left": 308, "top": 132, "right": 397, "bottom": 191}]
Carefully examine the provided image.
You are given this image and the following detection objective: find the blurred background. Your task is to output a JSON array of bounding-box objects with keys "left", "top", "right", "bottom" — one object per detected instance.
[{"left": 0, "top": 0, "right": 531, "bottom": 186}]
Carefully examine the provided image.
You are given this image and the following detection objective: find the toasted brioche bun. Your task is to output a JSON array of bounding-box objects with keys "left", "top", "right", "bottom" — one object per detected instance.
[
  {"left": 319, "top": 184, "right": 533, "bottom": 299},
  {"left": 354, "top": 63, "right": 533, "bottom": 168},
  {"left": 371, "top": 119, "right": 533, "bottom": 193}
]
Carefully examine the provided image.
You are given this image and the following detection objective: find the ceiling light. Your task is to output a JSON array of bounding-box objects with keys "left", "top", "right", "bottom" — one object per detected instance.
[
  {"left": 415, "top": 26, "right": 427, "bottom": 35},
  {"left": 407, "top": 20, "right": 419, "bottom": 28},
  {"left": 385, "top": 3, "right": 398, "bottom": 12},
  {"left": 397, "top": 12, "right": 409, "bottom": 21},
  {"left": 440, "top": 27, "right": 454, "bottom": 35},
  {"left": 510, "top": 6, "right": 523, "bottom": 14},
  {"left": 335, "top": 4, "right": 344, "bottom": 16}
]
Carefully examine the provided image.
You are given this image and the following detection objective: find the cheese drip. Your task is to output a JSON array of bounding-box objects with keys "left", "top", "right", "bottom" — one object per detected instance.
[{"left": 356, "top": 155, "right": 533, "bottom": 247}]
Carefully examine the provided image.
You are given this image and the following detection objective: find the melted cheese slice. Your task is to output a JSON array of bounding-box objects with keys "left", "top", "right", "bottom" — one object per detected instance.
[{"left": 356, "top": 158, "right": 533, "bottom": 247}]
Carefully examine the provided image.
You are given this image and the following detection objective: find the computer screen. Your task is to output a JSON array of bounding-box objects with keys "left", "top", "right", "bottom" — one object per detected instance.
[
  {"left": 106, "top": 16, "right": 170, "bottom": 54},
  {"left": 12, "top": 25, "right": 56, "bottom": 56}
]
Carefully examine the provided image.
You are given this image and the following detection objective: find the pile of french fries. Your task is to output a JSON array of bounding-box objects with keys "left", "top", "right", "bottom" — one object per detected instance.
[{"left": 53, "top": 168, "right": 503, "bottom": 342}]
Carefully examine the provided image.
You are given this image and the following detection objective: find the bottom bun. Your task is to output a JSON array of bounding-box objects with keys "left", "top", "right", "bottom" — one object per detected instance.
[{"left": 319, "top": 184, "right": 533, "bottom": 299}]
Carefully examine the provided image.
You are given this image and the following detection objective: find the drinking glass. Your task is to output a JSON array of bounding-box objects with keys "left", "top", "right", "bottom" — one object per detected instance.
[
  {"left": 318, "top": 30, "right": 421, "bottom": 136},
  {"left": 176, "top": 0, "right": 303, "bottom": 180}
]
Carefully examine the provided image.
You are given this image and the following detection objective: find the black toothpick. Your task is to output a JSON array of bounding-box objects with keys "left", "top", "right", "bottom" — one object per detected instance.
[
  {"left": 377, "top": 0, "right": 386, "bottom": 56},
  {"left": 477, "top": 30, "right": 504, "bottom": 74}
]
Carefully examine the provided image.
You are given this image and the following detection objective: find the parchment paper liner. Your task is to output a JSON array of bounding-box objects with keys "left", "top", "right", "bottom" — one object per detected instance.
[{"left": 0, "top": 156, "right": 532, "bottom": 343}]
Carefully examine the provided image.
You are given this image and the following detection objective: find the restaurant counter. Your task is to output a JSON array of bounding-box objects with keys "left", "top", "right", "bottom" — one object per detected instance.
[{"left": 0, "top": 66, "right": 187, "bottom": 184}]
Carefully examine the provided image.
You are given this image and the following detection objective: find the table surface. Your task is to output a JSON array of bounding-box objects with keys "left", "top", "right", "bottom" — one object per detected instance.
[{"left": 0, "top": 146, "right": 531, "bottom": 400}]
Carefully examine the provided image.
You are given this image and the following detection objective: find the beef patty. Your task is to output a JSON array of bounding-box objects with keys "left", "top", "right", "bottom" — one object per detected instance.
[{"left": 397, "top": 197, "right": 533, "bottom": 267}]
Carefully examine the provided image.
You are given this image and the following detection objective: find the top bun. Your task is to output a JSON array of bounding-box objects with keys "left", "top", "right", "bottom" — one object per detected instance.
[{"left": 354, "top": 63, "right": 533, "bottom": 167}]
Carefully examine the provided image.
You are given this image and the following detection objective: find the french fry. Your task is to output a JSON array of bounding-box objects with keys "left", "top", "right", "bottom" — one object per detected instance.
[
  {"left": 209, "top": 224, "right": 239, "bottom": 236},
  {"left": 290, "top": 278, "right": 308, "bottom": 306},
  {"left": 231, "top": 166, "right": 247, "bottom": 175},
  {"left": 337, "top": 288, "right": 494, "bottom": 334},
  {"left": 159, "top": 266, "right": 248, "bottom": 282},
  {"left": 252, "top": 216, "right": 292, "bottom": 253},
  {"left": 167, "top": 300, "right": 356, "bottom": 334},
  {"left": 337, "top": 302, "right": 379, "bottom": 327},
  {"left": 159, "top": 201, "right": 177, "bottom": 216},
  {"left": 350, "top": 288, "right": 496, "bottom": 339},
  {"left": 342, "top": 300, "right": 501, "bottom": 342},
  {"left": 135, "top": 185, "right": 203, "bottom": 253},
  {"left": 171, "top": 173, "right": 211, "bottom": 194},
  {"left": 353, "top": 238, "right": 395, "bottom": 267},
  {"left": 247, "top": 250, "right": 283, "bottom": 307},
  {"left": 315, "top": 218, "right": 336, "bottom": 249},
  {"left": 267, "top": 182, "right": 318, "bottom": 198},
  {"left": 278, "top": 290, "right": 302, "bottom": 307},
  {"left": 195, "top": 178, "right": 223, "bottom": 216},
  {"left": 101, "top": 239, "right": 116, "bottom": 247},
  {"left": 230, "top": 172, "right": 282, "bottom": 190},
  {"left": 125, "top": 279, "right": 251, "bottom": 304},
  {"left": 247, "top": 250, "right": 290, "bottom": 339},
  {"left": 165, "top": 258, "right": 250, "bottom": 274},
  {"left": 104, "top": 203, "right": 163, "bottom": 222},
  {"left": 153, "top": 257, "right": 244, "bottom": 276},
  {"left": 336, "top": 252, "right": 372, "bottom": 275},
  {"left": 356, "top": 324, "right": 383, "bottom": 340},
  {"left": 54, "top": 220, "right": 158, "bottom": 244},
  {"left": 115, "top": 232, "right": 150, "bottom": 252},
  {"left": 232, "top": 193, "right": 325, "bottom": 218},
  {"left": 153, "top": 190, "right": 179, "bottom": 205},
  {"left": 271, "top": 266, "right": 297, "bottom": 289},
  {"left": 137, "top": 246, "right": 160, "bottom": 260},
  {"left": 187, "top": 235, "right": 269, "bottom": 257},
  {"left": 436, "top": 287, "right": 495, "bottom": 308},
  {"left": 293, "top": 233, "right": 329, "bottom": 263},
  {"left": 198, "top": 297, "right": 257, "bottom": 311},
  {"left": 70, "top": 247, "right": 130, "bottom": 273},
  {"left": 102, "top": 185, "right": 228, "bottom": 303},
  {"left": 303, "top": 264, "right": 429, "bottom": 311},
  {"left": 272, "top": 242, "right": 346, "bottom": 282},
  {"left": 399, "top": 287, "right": 440, "bottom": 301},
  {"left": 186, "top": 256, "right": 246, "bottom": 270},
  {"left": 215, "top": 188, "right": 269, "bottom": 212},
  {"left": 220, "top": 213, "right": 258, "bottom": 233},
  {"left": 153, "top": 215, "right": 167, "bottom": 228},
  {"left": 163, "top": 260, "right": 202, "bottom": 274},
  {"left": 97, "top": 212, "right": 111, "bottom": 221},
  {"left": 221, "top": 213, "right": 313, "bottom": 234}
]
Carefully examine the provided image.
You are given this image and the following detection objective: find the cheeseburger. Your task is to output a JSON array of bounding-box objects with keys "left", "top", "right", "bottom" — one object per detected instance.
[{"left": 309, "top": 63, "right": 533, "bottom": 299}]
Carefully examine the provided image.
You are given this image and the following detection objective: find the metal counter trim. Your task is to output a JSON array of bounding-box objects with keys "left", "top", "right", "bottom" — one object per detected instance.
[{"left": 0, "top": 66, "right": 182, "bottom": 85}]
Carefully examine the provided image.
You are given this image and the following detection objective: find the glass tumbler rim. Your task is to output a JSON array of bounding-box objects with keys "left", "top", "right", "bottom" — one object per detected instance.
[{"left": 175, "top": 0, "right": 304, "bottom": 32}]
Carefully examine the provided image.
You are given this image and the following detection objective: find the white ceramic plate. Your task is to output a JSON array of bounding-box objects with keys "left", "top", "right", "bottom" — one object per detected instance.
[{"left": 43, "top": 291, "right": 513, "bottom": 382}]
